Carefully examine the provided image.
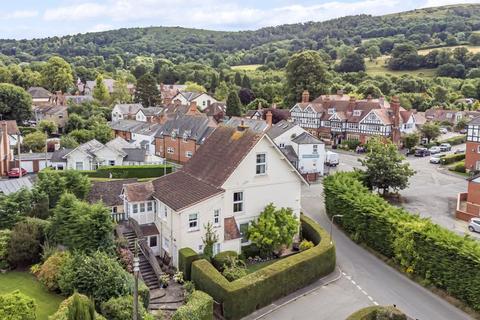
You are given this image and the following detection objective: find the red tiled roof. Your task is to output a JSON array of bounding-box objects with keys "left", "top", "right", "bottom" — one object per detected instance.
[
  {"left": 224, "top": 217, "right": 241, "bottom": 241},
  {"left": 0, "top": 121, "right": 19, "bottom": 135},
  {"left": 124, "top": 181, "right": 155, "bottom": 202}
]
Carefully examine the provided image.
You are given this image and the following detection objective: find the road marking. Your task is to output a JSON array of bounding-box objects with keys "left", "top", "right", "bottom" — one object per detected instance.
[{"left": 343, "top": 271, "right": 380, "bottom": 307}]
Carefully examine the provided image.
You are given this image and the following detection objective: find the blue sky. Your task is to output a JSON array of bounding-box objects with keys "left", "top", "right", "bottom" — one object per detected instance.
[{"left": 1, "top": 0, "right": 478, "bottom": 39}]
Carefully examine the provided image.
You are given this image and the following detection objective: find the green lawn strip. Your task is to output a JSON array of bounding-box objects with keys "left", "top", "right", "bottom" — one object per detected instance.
[
  {"left": 245, "top": 259, "right": 278, "bottom": 274},
  {"left": 0, "top": 271, "right": 64, "bottom": 320}
]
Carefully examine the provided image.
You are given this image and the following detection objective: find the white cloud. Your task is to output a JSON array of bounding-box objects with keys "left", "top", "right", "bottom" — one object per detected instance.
[
  {"left": 1, "top": 10, "right": 38, "bottom": 19},
  {"left": 89, "top": 23, "right": 115, "bottom": 32},
  {"left": 421, "top": 0, "right": 480, "bottom": 8},
  {"left": 43, "top": 2, "right": 107, "bottom": 21}
]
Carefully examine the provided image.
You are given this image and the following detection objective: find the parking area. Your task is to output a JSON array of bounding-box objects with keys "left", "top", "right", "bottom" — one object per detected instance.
[{"left": 331, "top": 147, "right": 480, "bottom": 239}]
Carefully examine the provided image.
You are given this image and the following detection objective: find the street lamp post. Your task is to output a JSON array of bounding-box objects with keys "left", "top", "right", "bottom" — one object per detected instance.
[
  {"left": 330, "top": 214, "right": 344, "bottom": 245},
  {"left": 133, "top": 240, "right": 140, "bottom": 320}
]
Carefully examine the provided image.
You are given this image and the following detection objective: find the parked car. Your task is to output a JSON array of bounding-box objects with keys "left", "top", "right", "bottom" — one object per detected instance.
[
  {"left": 429, "top": 154, "right": 444, "bottom": 164},
  {"left": 454, "top": 148, "right": 465, "bottom": 154},
  {"left": 459, "top": 128, "right": 467, "bottom": 134},
  {"left": 429, "top": 146, "right": 441, "bottom": 154},
  {"left": 440, "top": 127, "right": 448, "bottom": 134},
  {"left": 439, "top": 143, "right": 452, "bottom": 152},
  {"left": 415, "top": 148, "right": 431, "bottom": 157},
  {"left": 325, "top": 151, "right": 339, "bottom": 167},
  {"left": 468, "top": 218, "right": 480, "bottom": 233},
  {"left": 7, "top": 167, "right": 27, "bottom": 178}
]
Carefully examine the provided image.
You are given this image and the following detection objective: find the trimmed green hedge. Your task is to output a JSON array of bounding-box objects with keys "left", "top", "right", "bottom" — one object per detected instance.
[
  {"left": 449, "top": 161, "right": 466, "bottom": 173},
  {"left": 439, "top": 153, "right": 465, "bottom": 165},
  {"left": 179, "top": 248, "right": 201, "bottom": 281},
  {"left": 85, "top": 165, "right": 173, "bottom": 179},
  {"left": 172, "top": 290, "right": 213, "bottom": 320},
  {"left": 212, "top": 251, "right": 238, "bottom": 271},
  {"left": 346, "top": 306, "right": 406, "bottom": 320},
  {"left": 191, "top": 215, "right": 335, "bottom": 320},
  {"left": 438, "top": 135, "right": 466, "bottom": 146},
  {"left": 324, "top": 172, "right": 480, "bottom": 312}
]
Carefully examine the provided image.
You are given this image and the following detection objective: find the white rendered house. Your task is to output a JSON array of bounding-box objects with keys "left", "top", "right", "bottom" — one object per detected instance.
[{"left": 121, "top": 124, "right": 307, "bottom": 267}]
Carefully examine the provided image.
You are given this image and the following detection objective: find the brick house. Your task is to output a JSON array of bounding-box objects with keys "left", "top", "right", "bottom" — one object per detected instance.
[
  {"left": 465, "top": 116, "right": 480, "bottom": 172},
  {"left": 154, "top": 115, "right": 215, "bottom": 164},
  {"left": 0, "top": 122, "right": 13, "bottom": 176},
  {"left": 457, "top": 174, "right": 480, "bottom": 221},
  {"left": 290, "top": 91, "right": 415, "bottom": 146}
]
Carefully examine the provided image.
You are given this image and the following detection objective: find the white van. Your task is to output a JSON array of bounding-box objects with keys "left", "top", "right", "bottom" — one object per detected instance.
[{"left": 325, "top": 151, "right": 339, "bottom": 167}]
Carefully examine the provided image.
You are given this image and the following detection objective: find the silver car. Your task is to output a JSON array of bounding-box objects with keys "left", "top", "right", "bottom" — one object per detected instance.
[{"left": 468, "top": 218, "right": 480, "bottom": 233}]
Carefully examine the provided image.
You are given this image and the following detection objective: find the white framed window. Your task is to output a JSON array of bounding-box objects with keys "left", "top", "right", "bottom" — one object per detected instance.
[
  {"left": 132, "top": 204, "right": 138, "bottom": 214},
  {"left": 213, "top": 243, "right": 221, "bottom": 255},
  {"left": 75, "top": 162, "right": 83, "bottom": 170},
  {"left": 233, "top": 192, "right": 244, "bottom": 213},
  {"left": 109, "top": 160, "right": 115, "bottom": 166},
  {"left": 353, "top": 110, "right": 361, "bottom": 117},
  {"left": 476, "top": 161, "right": 480, "bottom": 171},
  {"left": 328, "top": 108, "right": 335, "bottom": 115},
  {"left": 163, "top": 206, "right": 168, "bottom": 220},
  {"left": 279, "top": 143, "right": 285, "bottom": 148},
  {"left": 185, "top": 151, "right": 193, "bottom": 158},
  {"left": 183, "top": 133, "right": 189, "bottom": 142},
  {"left": 112, "top": 206, "right": 117, "bottom": 213},
  {"left": 313, "top": 145, "right": 318, "bottom": 154},
  {"left": 477, "top": 145, "right": 480, "bottom": 154},
  {"left": 189, "top": 213, "right": 198, "bottom": 230},
  {"left": 139, "top": 203, "right": 145, "bottom": 213},
  {"left": 256, "top": 153, "right": 267, "bottom": 175},
  {"left": 149, "top": 235, "right": 158, "bottom": 247},
  {"left": 147, "top": 201, "right": 153, "bottom": 212},
  {"left": 214, "top": 209, "right": 220, "bottom": 226},
  {"left": 167, "top": 147, "right": 174, "bottom": 154}
]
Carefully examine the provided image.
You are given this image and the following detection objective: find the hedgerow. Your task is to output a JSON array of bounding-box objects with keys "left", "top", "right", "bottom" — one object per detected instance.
[
  {"left": 191, "top": 215, "right": 335, "bottom": 320},
  {"left": 172, "top": 290, "right": 213, "bottom": 320},
  {"left": 179, "top": 247, "right": 201, "bottom": 281},
  {"left": 324, "top": 172, "right": 480, "bottom": 311},
  {"left": 346, "top": 306, "right": 406, "bottom": 320},
  {"left": 439, "top": 153, "right": 465, "bottom": 165}
]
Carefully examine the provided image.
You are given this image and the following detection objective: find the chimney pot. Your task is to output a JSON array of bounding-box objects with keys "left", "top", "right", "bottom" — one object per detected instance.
[
  {"left": 301, "top": 90, "right": 310, "bottom": 103},
  {"left": 266, "top": 111, "right": 273, "bottom": 127}
]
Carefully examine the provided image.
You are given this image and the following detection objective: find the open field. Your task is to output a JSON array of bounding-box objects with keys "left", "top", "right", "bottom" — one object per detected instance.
[
  {"left": 231, "top": 64, "right": 262, "bottom": 71},
  {"left": 0, "top": 271, "right": 64, "bottom": 319},
  {"left": 365, "top": 56, "right": 437, "bottom": 78},
  {"left": 418, "top": 45, "right": 480, "bottom": 55}
]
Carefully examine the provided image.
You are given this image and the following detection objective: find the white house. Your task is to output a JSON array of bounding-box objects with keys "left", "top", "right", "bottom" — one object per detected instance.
[
  {"left": 64, "top": 139, "right": 125, "bottom": 170},
  {"left": 120, "top": 124, "right": 307, "bottom": 267},
  {"left": 171, "top": 91, "right": 217, "bottom": 111},
  {"left": 112, "top": 104, "right": 143, "bottom": 122},
  {"left": 267, "top": 120, "right": 325, "bottom": 176}
]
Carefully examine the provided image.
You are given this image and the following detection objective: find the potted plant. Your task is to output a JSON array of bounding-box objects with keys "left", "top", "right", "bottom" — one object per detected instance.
[
  {"left": 160, "top": 274, "right": 170, "bottom": 288},
  {"left": 173, "top": 271, "right": 184, "bottom": 284}
]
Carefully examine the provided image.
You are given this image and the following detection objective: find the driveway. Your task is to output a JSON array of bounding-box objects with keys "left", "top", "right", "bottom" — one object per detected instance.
[{"left": 329, "top": 149, "right": 479, "bottom": 239}]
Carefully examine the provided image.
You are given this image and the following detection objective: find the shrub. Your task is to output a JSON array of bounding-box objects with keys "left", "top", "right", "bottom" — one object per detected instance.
[
  {"left": 183, "top": 281, "right": 195, "bottom": 300},
  {"left": 37, "top": 251, "right": 71, "bottom": 292},
  {"left": 240, "top": 244, "right": 260, "bottom": 259},
  {"left": 212, "top": 251, "right": 238, "bottom": 271},
  {"left": 172, "top": 290, "right": 213, "bottom": 320},
  {"left": 84, "top": 164, "right": 173, "bottom": 179},
  {"left": 346, "top": 306, "right": 406, "bottom": 320},
  {"left": 191, "top": 215, "right": 335, "bottom": 320},
  {"left": 117, "top": 247, "right": 133, "bottom": 273},
  {"left": 174, "top": 271, "right": 185, "bottom": 284},
  {"left": 0, "top": 290, "right": 36, "bottom": 320},
  {"left": 439, "top": 153, "right": 465, "bottom": 165},
  {"left": 179, "top": 247, "right": 201, "bottom": 280},
  {"left": 341, "top": 139, "right": 361, "bottom": 150},
  {"left": 449, "top": 161, "right": 466, "bottom": 173},
  {"left": 299, "top": 240, "right": 314, "bottom": 251},
  {"left": 58, "top": 251, "right": 134, "bottom": 304},
  {"left": 324, "top": 172, "right": 480, "bottom": 312},
  {"left": 0, "top": 230, "right": 11, "bottom": 270},
  {"left": 222, "top": 257, "right": 247, "bottom": 281},
  {"left": 49, "top": 292, "right": 101, "bottom": 320},
  {"left": 100, "top": 295, "right": 154, "bottom": 320},
  {"left": 8, "top": 218, "right": 49, "bottom": 267}
]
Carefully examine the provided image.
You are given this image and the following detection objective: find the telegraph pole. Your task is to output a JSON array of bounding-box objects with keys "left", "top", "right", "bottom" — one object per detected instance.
[
  {"left": 133, "top": 239, "right": 139, "bottom": 320},
  {"left": 17, "top": 132, "right": 21, "bottom": 178}
]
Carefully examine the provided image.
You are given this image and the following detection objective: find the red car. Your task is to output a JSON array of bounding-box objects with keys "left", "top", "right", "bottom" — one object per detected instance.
[{"left": 7, "top": 168, "right": 28, "bottom": 178}]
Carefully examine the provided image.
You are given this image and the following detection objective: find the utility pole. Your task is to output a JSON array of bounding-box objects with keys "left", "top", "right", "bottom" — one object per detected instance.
[
  {"left": 133, "top": 239, "right": 139, "bottom": 320},
  {"left": 17, "top": 132, "right": 21, "bottom": 178},
  {"left": 330, "top": 214, "right": 344, "bottom": 245},
  {"left": 44, "top": 131, "right": 48, "bottom": 169}
]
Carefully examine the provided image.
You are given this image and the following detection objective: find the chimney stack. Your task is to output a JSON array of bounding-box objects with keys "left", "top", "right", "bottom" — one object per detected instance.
[
  {"left": 266, "top": 111, "right": 273, "bottom": 128},
  {"left": 391, "top": 96, "right": 401, "bottom": 146},
  {"left": 187, "top": 101, "right": 198, "bottom": 115},
  {"left": 237, "top": 120, "right": 248, "bottom": 132},
  {"left": 337, "top": 89, "right": 344, "bottom": 97},
  {"left": 301, "top": 90, "right": 310, "bottom": 103},
  {"left": 379, "top": 96, "right": 385, "bottom": 107},
  {"left": 348, "top": 96, "right": 356, "bottom": 113},
  {"left": 367, "top": 94, "right": 372, "bottom": 102}
]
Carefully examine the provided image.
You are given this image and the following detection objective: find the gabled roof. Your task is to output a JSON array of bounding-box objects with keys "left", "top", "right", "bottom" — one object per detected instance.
[
  {"left": 292, "top": 132, "right": 323, "bottom": 145},
  {"left": 224, "top": 117, "right": 269, "bottom": 133},
  {"left": 183, "top": 125, "right": 263, "bottom": 188},
  {"left": 123, "top": 181, "right": 155, "bottom": 202},
  {"left": 132, "top": 123, "right": 162, "bottom": 136},
  {"left": 267, "top": 120, "right": 297, "bottom": 139},
  {"left": 88, "top": 179, "right": 137, "bottom": 207},
  {"left": 156, "top": 115, "right": 212, "bottom": 143},
  {"left": 175, "top": 91, "right": 204, "bottom": 101},
  {"left": 15, "top": 152, "right": 52, "bottom": 161},
  {"left": 469, "top": 116, "right": 480, "bottom": 126},
  {"left": 51, "top": 148, "right": 72, "bottom": 162},
  {"left": 138, "top": 107, "right": 163, "bottom": 116},
  {"left": 204, "top": 102, "right": 226, "bottom": 117},
  {"left": 110, "top": 120, "right": 145, "bottom": 132},
  {"left": 280, "top": 145, "right": 299, "bottom": 163},
  {"left": 113, "top": 103, "right": 143, "bottom": 115},
  {"left": 27, "top": 87, "right": 52, "bottom": 99},
  {"left": 0, "top": 177, "right": 33, "bottom": 195},
  {"left": 105, "top": 137, "right": 131, "bottom": 154},
  {"left": 224, "top": 217, "right": 241, "bottom": 241},
  {"left": 123, "top": 148, "right": 146, "bottom": 162}
]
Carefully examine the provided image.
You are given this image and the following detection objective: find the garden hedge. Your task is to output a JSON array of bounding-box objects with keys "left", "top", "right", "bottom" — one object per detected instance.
[
  {"left": 191, "top": 215, "right": 335, "bottom": 320},
  {"left": 324, "top": 172, "right": 480, "bottom": 312},
  {"left": 439, "top": 153, "right": 465, "bottom": 165},
  {"left": 172, "top": 290, "right": 213, "bottom": 320},
  {"left": 438, "top": 135, "right": 466, "bottom": 146},
  {"left": 179, "top": 247, "right": 201, "bottom": 281},
  {"left": 346, "top": 306, "right": 406, "bottom": 320},
  {"left": 44, "top": 164, "right": 173, "bottom": 179},
  {"left": 448, "top": 161, "right": 466, "bottom": 173}
]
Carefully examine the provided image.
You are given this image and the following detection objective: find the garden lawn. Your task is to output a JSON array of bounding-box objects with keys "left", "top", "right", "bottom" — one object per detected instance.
[
  {"left": 0, "top": 271, "right": 64, "bottom": 320},
  {"left": 364, "top": 56, "right": 437, "bottom": 78},
  {"left": 246, "top": 257, "right": 287, "bottom": 274}
]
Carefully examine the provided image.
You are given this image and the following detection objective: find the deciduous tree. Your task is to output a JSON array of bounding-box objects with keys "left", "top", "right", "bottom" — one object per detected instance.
[
  {"left": 135, "top": 73, "right": 160, "bottom": 107},
  {"left": 23, "top": 131, "right": 47, "bottom": 153},
  {"left": 0, "top": 83, "right": 32, "bottom": 121},
  {"left": 41, "top": 56, "right": 74, "bottom": 92}
]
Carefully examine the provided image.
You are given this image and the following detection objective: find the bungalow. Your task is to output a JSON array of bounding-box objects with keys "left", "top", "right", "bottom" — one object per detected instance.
[
  {"left": 135, "top": 107, "right": 164, "bottom": 123},
  {"left": 112, "top": 104, "right": 143, "bottom": 122},
  {"left": 119, "top": 124, "right": 307, "bottom": 267}
]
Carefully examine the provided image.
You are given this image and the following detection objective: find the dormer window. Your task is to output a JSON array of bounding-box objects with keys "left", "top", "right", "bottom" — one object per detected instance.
[
  {"left": 328, "top": 108, "right": 335, "bottom": 115},
  {"left": 183, "top": 132, "right": 189, "bottom": 142},
  {"left": 171, "top": 130, "right": 177, "bottom": 139},
  {"left": 353, "top": 110, "right": 361, "bottom": 117}
]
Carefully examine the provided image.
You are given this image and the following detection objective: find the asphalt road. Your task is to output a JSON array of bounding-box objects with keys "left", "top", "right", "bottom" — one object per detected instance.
[{"left": 248, "top": 184, "right": 472, "bottom": 320}]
